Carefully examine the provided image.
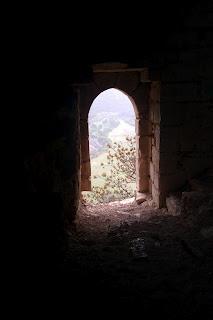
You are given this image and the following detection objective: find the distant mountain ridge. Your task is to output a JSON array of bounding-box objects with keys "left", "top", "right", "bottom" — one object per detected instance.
[
  {"left": 88, "top": 89, "right": 135, "bottom": 158},
  {"left": 89, "top": 111, "right": 134, "bottom": 157}
]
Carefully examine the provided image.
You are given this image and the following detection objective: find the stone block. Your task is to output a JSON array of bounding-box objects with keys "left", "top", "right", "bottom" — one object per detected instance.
[
  {"left": 136, "top": 157, "right": 149, "bottom": 177},
  {"left": 131, "top": 83, "right": 150, "bottom": 112},
  {"left": 149, "top": 81, "right": 160, "bottom": 103},
  {"left": 160, "top": 171, "right": 186, "bottom": 194},
  {"left": 153, "top": 161, "right": 160, "bottom": 175},
  {"left": 135, "top": 118, "right": 151, "bottom": 135},
  {"left": 150, "top": 161, "right": 154, "bottom": 182},
  {"left": 153, "top": 171, "right": 160, "bottom": 190},
  {"left": 153, "top": 124, "right": 160, "bottom": 151},
  {"left": 181, "top": 191, "right": 213, "bottom": 216},
  {"left": 116, "top": 71, "right": 140, "bottom": 95},
  {"left": 152, "top": 147, "right": 160, "bottom": 168},
  {"left": 135, "top": 192, "right": 147, "bottom": 205},
  {"left": 136, "top": 135, "right": 150, "bottom": 152},
  {"left": 153, "top": 103, "right": 161, "bottom": 124},
  {"left": 136, "top": 176, "right": 149, "bottom": 193},
  {"left": 93, "top": 72, "right": 118, "bottom": 91},
  {"left": 166, "top": 194, "right": 181, "bottom": 216},
  {"left": 150, "top": 99, "right": 160, "bottom": 124},
  {"left": 152, "top": 183, "right": 160, "bottom": 207}
]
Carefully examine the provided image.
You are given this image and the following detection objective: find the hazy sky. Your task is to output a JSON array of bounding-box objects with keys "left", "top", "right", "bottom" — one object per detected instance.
[{"left": 89, "top": 88, "right": 134, "bottom": 117}]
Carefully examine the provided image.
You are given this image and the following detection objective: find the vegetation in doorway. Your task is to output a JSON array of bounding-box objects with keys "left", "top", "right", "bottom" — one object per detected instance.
[{"left": 83, "top": 136, "right": 136, "bottom": 204}]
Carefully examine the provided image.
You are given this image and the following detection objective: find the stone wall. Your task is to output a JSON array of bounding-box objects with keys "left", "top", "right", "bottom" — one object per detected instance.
[
  {"left": 78, "top": 66, "right": 153, "bottom": 197},
  {"left": 158, "top": 5, "right": 213, "bottom": 205},
  {"left": 25, "top": 87, "right": 80, "bottom": 225},
  {"left": 149, "top": 81, "right": 161, "bottom": 206},
  {"left": 24, "top": 3, "right": 213, "bottom": 232}
]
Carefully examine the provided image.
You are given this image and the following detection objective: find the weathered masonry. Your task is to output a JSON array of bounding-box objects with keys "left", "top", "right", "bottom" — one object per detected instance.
[
  {"left": 75, "top": 51, "right": 213, "bottom": 209},
  {"left": 75, "top": 64, "right": 160, "bottom": 204},
  {"left": 25, "top": 2, "right": 213, "bottom": 225}
]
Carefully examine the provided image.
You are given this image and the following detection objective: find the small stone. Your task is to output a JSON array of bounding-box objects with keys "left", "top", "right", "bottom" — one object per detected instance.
[
  {"left": 166, "top": 194, "right": 181, "bottom": 216},
  {"left": 136, "top": 198, "right": 146, "bottom": 205},
  {"left": 135, "top": 192, "right": 147, "bottom": 205}
]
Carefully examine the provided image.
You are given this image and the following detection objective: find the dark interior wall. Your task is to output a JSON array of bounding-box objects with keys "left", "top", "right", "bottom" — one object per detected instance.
[
  {"left": 25, "top": 82, "right": 80, "bottom": 221},
  {"left": 159, "top": 4, "right": 213, "bottom": 202},
  {"left": 24, "top": 77, "right": 81, "bottom": 266},
  {"left": 25, "top": 81, "right": 83, "bottom": 278},
  {"left": 24, "top": 2, "right": 212, "bottom": 264}
]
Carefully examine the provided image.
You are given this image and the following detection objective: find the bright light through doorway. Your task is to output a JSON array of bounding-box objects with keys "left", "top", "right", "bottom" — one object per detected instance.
[{"left": 85, "top": 88, "right": 136, "bottom": 204}]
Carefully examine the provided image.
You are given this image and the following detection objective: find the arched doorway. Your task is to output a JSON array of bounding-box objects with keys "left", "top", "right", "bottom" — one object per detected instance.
[
  {"left": 80, "top": 85, "right": 150, "bottom": 199},
  {"left": 87, "top": 88, "right": 136, "bottom": 203},
  {"left": 77, "top": 63, "right": 161, "bottom": 206}
]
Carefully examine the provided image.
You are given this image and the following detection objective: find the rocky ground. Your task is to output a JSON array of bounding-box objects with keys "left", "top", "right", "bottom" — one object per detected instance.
[{"left": 59, "top": 198, "right": 213, "bottom": 318}]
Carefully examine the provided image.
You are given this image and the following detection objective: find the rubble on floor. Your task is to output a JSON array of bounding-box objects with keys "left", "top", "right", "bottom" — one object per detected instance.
[
  {"left": 61, "top": 198, "right": 213, "bottom": 317},
  {"left": 165, "top": 170, "right": 213, "bottom": 237},
  {"left": 166, "top": 194, "right": 181, "bottom": 216}
]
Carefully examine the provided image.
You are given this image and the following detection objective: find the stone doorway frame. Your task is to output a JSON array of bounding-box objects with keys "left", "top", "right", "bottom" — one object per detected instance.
[{"left": 75, "top": 63, "right": 161, "bottom": 206}]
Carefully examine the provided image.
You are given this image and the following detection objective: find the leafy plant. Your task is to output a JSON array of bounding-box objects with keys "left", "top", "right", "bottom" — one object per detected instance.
[{"left": 83, "top": 136, "right": 136, "bottom": 204}]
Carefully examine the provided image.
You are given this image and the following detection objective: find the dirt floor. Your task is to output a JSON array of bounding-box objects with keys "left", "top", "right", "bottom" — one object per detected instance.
[{"left": 60, "top": 200, "right": 213, "bottom": 318}]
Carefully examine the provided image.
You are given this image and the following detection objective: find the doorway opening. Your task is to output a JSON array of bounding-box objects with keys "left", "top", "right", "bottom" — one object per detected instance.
[{"left": 82, "top": 88, "right": 136, "bottom": 204}]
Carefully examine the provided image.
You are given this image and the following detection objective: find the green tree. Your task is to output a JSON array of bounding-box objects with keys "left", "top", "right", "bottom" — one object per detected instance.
[{"left": 83, "top": 136, "right": 136, "bottom": 204}]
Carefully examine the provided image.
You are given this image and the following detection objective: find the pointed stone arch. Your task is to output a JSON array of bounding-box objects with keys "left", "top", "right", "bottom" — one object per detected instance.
[{"left": 75, "top": 63, "right": 161, "bottom": 206}]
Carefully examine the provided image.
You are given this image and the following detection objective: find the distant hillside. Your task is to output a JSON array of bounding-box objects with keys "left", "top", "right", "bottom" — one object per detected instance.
[
  {"left": 89, "top": 89, "right": 135, "bottom": 158},
  {"left": 89, "top": 112, "right": 135, "bottom": 157},
  {"left": 109, "top": 120, "right": 135, "bottom": 143},
  {"left": 89, "top": 112, "right": 119, "bottom": 157}
]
